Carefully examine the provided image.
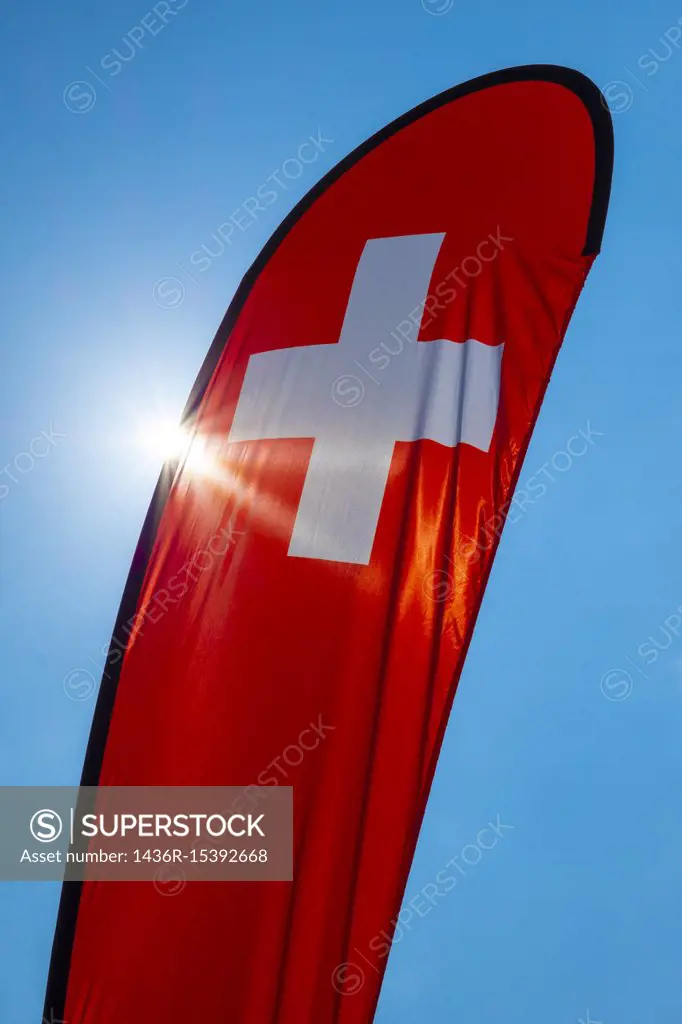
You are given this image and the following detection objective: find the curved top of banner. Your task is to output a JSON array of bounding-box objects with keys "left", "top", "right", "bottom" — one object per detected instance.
[{"left": 184, "top": 63, "right": 612, "bottom": 422}]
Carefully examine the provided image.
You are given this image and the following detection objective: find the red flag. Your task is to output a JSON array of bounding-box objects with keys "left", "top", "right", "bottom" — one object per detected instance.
[{"left": 46, "top": 65, "right": 612, "bottom": 1024}]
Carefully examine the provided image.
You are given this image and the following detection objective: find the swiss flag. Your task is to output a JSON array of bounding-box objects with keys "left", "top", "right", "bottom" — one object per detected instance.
[{"left": 46, "top": 65, "right": 612, "bottom": 1024}]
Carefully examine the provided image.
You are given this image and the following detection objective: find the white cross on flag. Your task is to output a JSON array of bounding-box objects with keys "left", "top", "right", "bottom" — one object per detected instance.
[
  {"left": 46, "top": 66, "right": 613, "bottom": 1024},
  {"left": 229, "top": 231, "right": 504, "bottom": 563}
]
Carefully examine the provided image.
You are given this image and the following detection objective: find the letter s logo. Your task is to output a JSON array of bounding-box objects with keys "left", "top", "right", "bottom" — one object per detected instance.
[{"left": 30, "top": 809, "right": 63, "bottom": 843}]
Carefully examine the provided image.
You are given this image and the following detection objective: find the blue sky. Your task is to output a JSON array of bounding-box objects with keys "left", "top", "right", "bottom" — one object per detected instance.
[{"left": 2, "top": 0, "right": 682, "bottom": 1020}]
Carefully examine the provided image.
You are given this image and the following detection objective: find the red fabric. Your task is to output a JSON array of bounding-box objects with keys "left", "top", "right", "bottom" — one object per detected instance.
[{"left": 64, "top": 78, "right": 601, "bottom": 1023}]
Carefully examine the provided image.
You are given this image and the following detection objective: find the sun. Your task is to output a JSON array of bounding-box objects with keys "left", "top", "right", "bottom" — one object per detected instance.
[
  {"left": 133, "top": 416, "right": 192, "bottom": 465},
  {"left": 132, "top": 415, "right": 227, "bottom": 482}
]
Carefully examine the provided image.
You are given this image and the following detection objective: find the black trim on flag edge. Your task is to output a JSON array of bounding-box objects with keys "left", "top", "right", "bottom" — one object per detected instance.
[{"left": 44, "top": 63, "right": 613, "bottom": 1023}]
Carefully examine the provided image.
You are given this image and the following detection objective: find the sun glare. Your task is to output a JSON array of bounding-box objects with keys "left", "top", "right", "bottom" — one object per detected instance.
[
  {"left": 135, "top": 417, "right": 192, "bottom": 464},
  {"left": 132, "top": 415, "right": 229, "bottom": 484}
]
